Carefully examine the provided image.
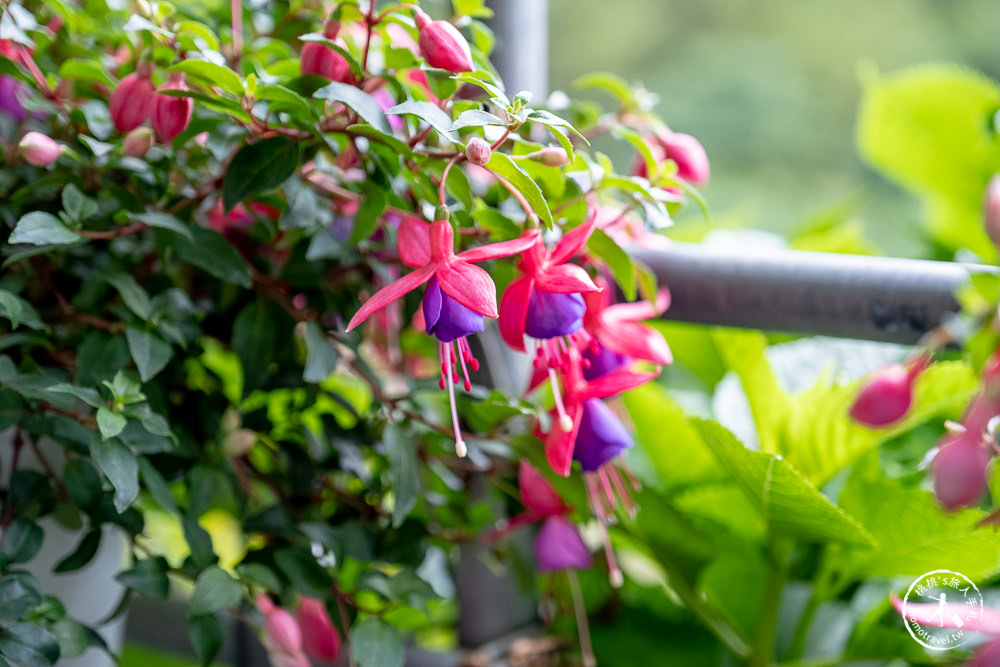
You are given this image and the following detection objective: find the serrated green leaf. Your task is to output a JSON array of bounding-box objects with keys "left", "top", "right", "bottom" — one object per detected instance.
[
  {"left": 9, "top": 212, "right": 82, "bottom": 246},
  {"left": 222, "top": 136, "right": 299, "bottom": 212},
  {"left": 314, "top": 82, "right": 390, "bottom": 132},
  {"left": 169, "top": 60, "right": 242, "bottom": 97},
  {"left": 483, "top": 151, "right": 553, "bottom": 226},
  {"left": 90, "top": 437, "right": 139, "bottom": 513},
  {"left": 385, "top": 101, "right": 458, "bottom": 142},
  {"left": 692, "top": 419, "right": 875, "bottom": 546},
  {"left": 189, "top": 566, "right": 242, "bottom": 615}
]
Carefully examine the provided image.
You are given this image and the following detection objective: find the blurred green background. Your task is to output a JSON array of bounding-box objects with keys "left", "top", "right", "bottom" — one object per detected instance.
[{"left": 549, "top": 0, "right": 1000, "bottom": 257}]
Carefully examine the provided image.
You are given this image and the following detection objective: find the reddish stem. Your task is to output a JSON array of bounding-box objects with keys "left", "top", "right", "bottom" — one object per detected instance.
[
  {"left": 438, "top": 154, "right": 463, "bottom": 207},
  {"left": 230, "top": 0, "right": 243, "bottom": 67}
]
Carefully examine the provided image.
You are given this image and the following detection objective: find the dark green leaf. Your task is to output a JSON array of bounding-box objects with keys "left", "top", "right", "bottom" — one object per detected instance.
[
  {"left": 0, "top": 575, "right": 42, "bottom": 622},
  {"left": 125, "top": 327, "right": 172, "bottom": 382},
  {"left": 45, "top": 383, "right": 101, "bottom": 408},
  {"left": 233, "top": 302, "right": 278, "bottom": 395},
  {"left": 169, "top": 60, "right": 242, "bottom": 97},
  {"left": 53, "top": 529, "right": 101, "bottom": 573},
  {"left": 1, "top": 518, "right": 43, "bottom": 564},
  {"left": 344, "top": 124, "right": 414, "bottom": 157},
  {"left": 103, "top": 273, "right": 152, "bottom": 321},
  {"left": 587, "top": 228, "right": 635, "bottom": 300},
  {"left": 63, "top": 459, "right": 103, "bottom": 510},
  {"left": 9, "top": 212, "right": 81, "bottom": 246},
  {"left": 189, "top": 565, "right": 243, "bottom": 615},
  {"left": 350, "top": 183, "right": 385, "bottom": 244},
  {"left": 384, "top": 423, "right": 419, "bottom": 527},
  {"left": 385, "top": 101, "right": 458, "bottom": 142},
  {"left": 47, "top": 619, "right": 90, "bottom": 659},
  {"left": 188, "top": 613, "right": 223, "bottom": 667},
  {"left": 274, "top": 546, "right": 331, "bottom": 598},
  {"left": 313, "top": 82, "right": 390, "bottom": 132},
  {"left": 0, "top": 290, "right": 45, "bottom": 331},
  {"left": 351, "top": 617, "right": 404, "bottom": 667},
  {"left": 483, "top": 152, "right": 553, "bottom": 226},
  {"left": 61, "top": 184, "right": 98, "bottom": 222},
  {"left": 0, "top": 623, "right": 60, "bottom": 667},
  {"left": 132, "top": 211, "right": 193, "bottom": 240},
  {"left": 89, "top": 437, "right": 139, "bottom": 513},
  {"left": 172, "top": 226, "right": 253, "bottom": 287},
  {"left": 304, "top": 322, "right": 338, "bottom": 383},
  {"left": 96, "top": 406, "right": 127, "bottom": 440},
  {"left": 137, "top": 457, "right": 178, "bottom": 513},
  {"left": 183, "top": 515, "right": 217, "bottom": 569},
  {"left": 116, "top": 556, "right": 171, "bottom": 599},
  {"left": 222, "top": 136, "right": 299, "bottom": 212}
]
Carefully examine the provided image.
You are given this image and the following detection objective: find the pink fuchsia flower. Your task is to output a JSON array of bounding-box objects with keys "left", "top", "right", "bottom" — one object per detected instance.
[
  {"left": 985, "top": 174, "right": 1000, "bottom": 252},
  {"left": 19, "top": 131, "right": 61, "bottom": 167},
  {"left": 849, "top": 356, "right": 928, "bottom": 428},
  {"left": 891, "top": 593, "right": 1000, "bottom": 633},
  {"left": 499, "top": 213, "right": 601, "bottom": 362},
  {"left": 152, "top": 72, "right": 193, "bottom": 143},
  {"left": 300, "top": 19, "right": 352, "bottom": 83},
  {"left": 109, "top": 63, "right": 155, "bottom": 133},
  {"left": 296, "top": 597, "right": 342, "bottom": 663},
  {"left": 347, "top": 217, "right": 538, "bottom": 454},
  {"left": 534, "top": 516, "right": 591, "bottom": 572},
  {"left": 255, "top": 594, "right": 311, "bottom": 667},
  {"left": 581, "top": 278, "right": 671, "bottom": 380},
  {"left": 633, "top": 130, "right": 710, "bottom": 188},
  {"left": 413, "top": 9, "right": 474, "bottom": 73}
]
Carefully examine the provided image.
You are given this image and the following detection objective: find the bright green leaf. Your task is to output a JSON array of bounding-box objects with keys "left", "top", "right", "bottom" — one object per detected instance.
[
  {"left": 169, "top": 60, "right": 242, "bottom": 97},
  {"left": 483, "top": 152, "right": 553, "bottom": 227}
]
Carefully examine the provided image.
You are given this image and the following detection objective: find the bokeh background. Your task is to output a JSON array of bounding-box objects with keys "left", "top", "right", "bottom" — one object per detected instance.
[{"left": 548, "top": 0, "right": 1000, "bottom": 257}]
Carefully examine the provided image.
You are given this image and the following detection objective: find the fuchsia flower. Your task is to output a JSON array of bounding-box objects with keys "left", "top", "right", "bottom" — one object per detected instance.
[
  {"left": 413, "top": 9, "right": 474, "bottom": 73},
  {"left": 152, "top": 72, "right": 193, "bottom": 143},
  {"left": 581, "top": 278, "right": 671, "bottom": 380},
  {"left": 891, "top": 594, "right": 1000, "bottom": 665},
  {"left": 347, "top": 217, "right": 538, "bottom": 454},
  {"left": 255, "top": 594, "right": 311, "bottom": 667},
  {"left": 296, "top": 597, "right": 342, "bottom": 663},
  {"left": 633, "top": 130, "right": 710, "bottom": 187},
  {"left": 499, "top": 213, "right": 602, "bottom": 398},
  {"left": 849, "top": 356, "right": 928, "bottom": 428},
  {"left": 301, "top": 19, "right": 352, "bottom": 83},
  {"left": 109, "top": 63, "right": 155, "bottom": 133}
]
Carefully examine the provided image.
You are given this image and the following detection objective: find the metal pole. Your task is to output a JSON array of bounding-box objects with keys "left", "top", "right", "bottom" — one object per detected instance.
[
  {"left": 631, "top": 244, "right": 993, "bottom": 344},
  {"left": 486, "top": 0, "right": 549, "bottom": 97}
]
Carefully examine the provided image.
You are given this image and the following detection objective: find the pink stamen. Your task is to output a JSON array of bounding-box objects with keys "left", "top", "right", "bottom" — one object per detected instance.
[
  {"left": 607, "top": 465, "right": 637, "bottom": 517},
  {"left": 442, "top": 343, "right": 467, "bottom": 457},
  {"left": 597, "top": 468, "right": 618, "bottom": 522},
  {"left": 548, "top": 368, "right": 573, "bottom": 431},
  {"left": 457, "top": 342, "right": 472, "bottom": 391},
  {"left": 619, "top": 460, "right": 642, "bottom": 492}
]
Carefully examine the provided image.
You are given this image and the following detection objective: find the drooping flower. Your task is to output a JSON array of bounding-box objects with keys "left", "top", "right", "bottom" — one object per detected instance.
[
  {"left": 933, "top": 427, "right": 992, "bottom": 511},
  {"left": 301, "top": 19, "right": 352, "bottom": 82},
  {"left": 580, "top": 278, "right": 671, "bottom": 380},
  {"left": 849, "top": 357, "right": 928, "bottom": 428},
  {"left": 255, "top": 594, "right": 311, "bottom": 667},
  {"left": 109, "top": 63, "right": 155, "bottom": 133},
  {"left": 534, "top": 516, "right": 592, "bottom": 572},
  {"left": 633, "top": 130, "right": 710, "bottom": 187},
  {"left": 413, "top": 9, "right": 474, "bottom": 73},
  {"left": 151, "top": 72, "right": 193, "bottom": 143},
  {"left": 348, "top": 216, "right": 538, "bottom": 454}
]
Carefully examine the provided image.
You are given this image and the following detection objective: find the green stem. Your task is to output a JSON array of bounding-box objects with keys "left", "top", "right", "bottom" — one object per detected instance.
[
  {"left": 567, "top": 570, "right": 596, "bottom": 667},
  {"left": 751, "top": 540, "right": 788, "bottom": 667}
]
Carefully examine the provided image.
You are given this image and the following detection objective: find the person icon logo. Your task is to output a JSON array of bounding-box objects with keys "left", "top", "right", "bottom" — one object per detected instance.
[{"left": 901, "top": 570, "right": 983, "bottom": 650}]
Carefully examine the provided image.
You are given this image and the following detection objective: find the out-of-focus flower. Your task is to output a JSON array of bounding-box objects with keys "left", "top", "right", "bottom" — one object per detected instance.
[{"left": 19, "top": 131, "right": 61, "bottom": 167}]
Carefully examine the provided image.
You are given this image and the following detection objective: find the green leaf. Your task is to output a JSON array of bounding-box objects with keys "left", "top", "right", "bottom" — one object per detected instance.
[
  {"left": 1, "top": 518, "right": 43, "bottom": 564},
  {"left": 132, "top": 211, "right": 193, "bottom": 240},
  {"left": 0, "top": 290, "right": 45, "bottom": 331},
  {"left": 232, "top": 302, "right": 278, "bottom": 395},
  {"left": 53, "top": 529, "right": 101, "bottom": 573},
  {"left": 525, "top": 109, "right": 588, "bottom": 143},
  {"left": 314, "top": 82, "right": 391, "bottom": 133},
  {"left": 188, "top": 613, "right": 223, "bottom": 667},
  {"left": 574, "top": 71, "right": 634, "bottom": 104},
  {"left": 344, "top": 124, "right": 414, "bottom": 157},
  {"left": 45, "top": 383, "right": 101, "bottom": 408},
  {"left": 116, "top": 556, "right": 171, "bottom": 599},
  {"left": 274, "top": 547, "right": 332, "bottom": 598},
  {"left": 297, "top": 35, "right": 365, "bottom": 79},
  {"left": 304, "top": 322, "right": 338, "bottom": 383},
  {"left": 90, "top": 437, "right": 139, "bottom": 513},
  {"left": 137, "top": 457, "right": 178, "bottom": 513},
  {"left": 384, "top": 423, "right": 420, "bottom": 528},
  {"left": 351, "top": 617, "right": 404, "bottom": 667},
  {"left": 96, "top": 406, "right": 126, "bottom": 440},
  {"left": 61, "top": 184, "right": 98, "bottom": 222},
  {"left": 222, "top": 136, "right": 299, "bottom": 212},
  {"left": 9, "top": 212, "right": 82, "bottom": 246},
  {"left": 123, "top": 14, "right": 173, "bottom": 37},
  {"left": 168, "top": 60, "right": 242, "bottom": 97},
  {"left": 125, "top": 327, "right": 173, "bottom": 382},
  {"left": 452, "top": 72, "right": 509, "bottom": 106},
  {"left": 172, "top": 227, "right": 253, "bottom": 288},
  {"left": 587, "top": 228, "right": 635, "bottom": 300},
  {"left": 450, "top": 109, "right": 507, "bottom": 130},
  {"left": 59, "top": 59, "right": 114, "bottom": 86},
  {"left": 454, "top": 0, "right": 493, "bottom": 18},
  {"left": 385, "top": 101, "right": 458, "bottom": 142},
  {"left": 0, "top": 575, "right": 42, "bottom": 622},
  {"left": 182, "top": 515, "right": 217, "bottom": 569},
  {"left": 48, "top": 619, "right": 90, "bottom": 659},
  {"left": 483, "top": 151, "right": 553, "bottom": 227},
  {"left": 350, "top": 182, "right": 386, "bottom": 244},
  {"left": 0, "top": 623, "right": 60, "bottom": 667},
  {"left": 104, "top": 273, "right": 152, "bottom": 321},
  {"left": 189, "top": 566, "right": 243, "bottom": 615},
  {"left": 255, "top": 84, "right": 317, "bottom": 120},
  {"left": 63, "top": 459, "right": 103, "bottom": 509},
  {"left": 692, "top": 419, "right": 875, "bottom": 546}
]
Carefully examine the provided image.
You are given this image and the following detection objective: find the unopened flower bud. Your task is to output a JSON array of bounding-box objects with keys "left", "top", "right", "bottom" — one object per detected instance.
[
  {"left": 322, "top": 16, "right": 340, "bottom": 40},
  {"left": 849, "top": 362, "right": 922, "bottom": 428},
  {"left": 933, "top": 430, "right": 992, "bottom": 511},
  {"left": 19, "top": 131, "right": 61, "bottom": 167},
  {"left": 152, "top": 72, "right": 193, "bottom": 143},
  {"left": 530, "top": 146, "right": 569, "bottom": 167},
  {"left": 109, "top": 63, "right": 155, "bottom": 133},
  {"left": 984, "top": 174, "right": 1000, "bottom": 250},
  {"left": 296, "top": 598, "right": 341, "bottom": 663},
  {"left": 414, "top": 9, "right": 473, "bottom": 73},
  {"left": 465, "top": 137, "right": 491, "bottom": 166},
  {"left": 262, "top": 605, "right": 303, "bottom": 656},
  {"left": 122, "top": 126, "right": 154, "bottom": 157},
  {"left": 658, "top": 131, "right": 710, "bottom": 187},
  {"left": 300, "top": 40, "right": 351, "bottom": 82}
]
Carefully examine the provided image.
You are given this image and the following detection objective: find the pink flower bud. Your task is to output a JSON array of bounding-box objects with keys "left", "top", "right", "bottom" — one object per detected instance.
[
  {"left": 264, "top": 606, "right": 303, "bottom": 656},
  {"left": 933, "top": 430, "right": 992, "bottom": 511},
  {"left": 849, "top": 363, "right": 922, "bottom": 427},
  {"left": 109, "top": 64, "right": 155, "bottom": 133},
  {"left": 414, "top": 9, "right": 473, "bottom": 73},
  {"left": 984, "top": 174, "right": 1000, "bottom": 250},
  {"left": 657, "top": 131, "right": 709, "bottom": 187},
  {"left": 19, "top": 132, "right": 61, "bottom": 167},
  {"left": 300, "top": 40, "right": 351, "bottom": 82},
  {"left": 971, "top": 638, "right": 1000, "bottom": 667},
  {"left": 296, "top": 597, "right": 342, "bottom": 663},
  {"left": 464, "top": 137, "right": 491, "bottom": 166},
  {"left": 519, "top": 461, "right": 568, "bottom": 518},
  {"left": 122, "top": 126, "right": 154, "bottom": 158},
  {"left": 152, "top": 73, "right": 193, "bottom": 143},
  {"left": 530, "top": 146, "right": 570, "bottom": 167}
]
